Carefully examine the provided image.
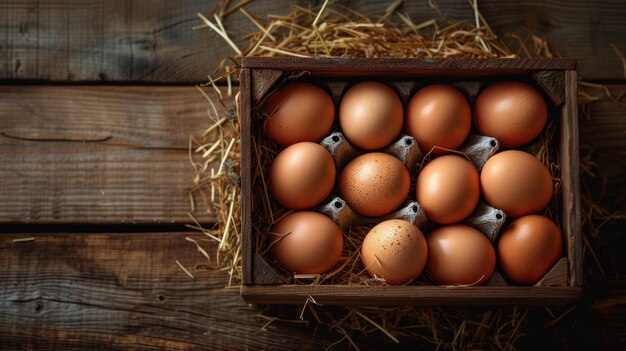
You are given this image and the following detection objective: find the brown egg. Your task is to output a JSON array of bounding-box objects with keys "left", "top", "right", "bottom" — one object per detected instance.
[
  {"left": 269, "top": 142, "right": 335, "bottom": 209},
  {"left": 416, "top": 155, "right": 480, "bottom": 224},
  {"left": 406, "top": 84, "right": 471, "bottom": 154},
  {"left": 361, "top": 219, "right": 427, "bottom": 285},
  {"left": 339, "top": 81, "right": 403, "bottom": 150},
  {"left": 263, "top": 83, "right": 335, "bottom": 147},
  {"left": 339, "top": 153, "right": 410, "bottom": 217},
  {"left": 426, "top": 224, "right": 495, "bottom": 285},
  {"left": 498, "top": 215, "right": 563, "bottom": 284},
  {"left": 474, "top": 81, "right": 548, "bottom": 147},
  {"left": 481, "top": 150, "right": 553, "bottom": 217},
  {"left": 269, "top": 211, "right": 343, "bottom": 274}
]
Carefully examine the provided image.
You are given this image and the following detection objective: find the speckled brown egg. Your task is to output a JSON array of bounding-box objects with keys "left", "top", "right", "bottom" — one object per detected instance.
[
  {"left": 263, "top": 83, "right": 335, "bottom": 147},
  {"left": 498, "top": 215, "right": 563, "bottom": 284},
  {"left": 480, "top": 150, "right": 553, "bottom": 217},
  {"left": 339, "top": 81, "right": 403, "bottom": 150},
  {"left": 416, "top": 155, "right": 480, "bottom": 224},
  {"left": 425, "top": 224, "right": 495, "bottom": 285},
  {"left": 406, "top": 84, "right": 471, "bottom": 154},
  {"left": 269, "top": 142, "right": 336, "bottom": 209},
  {"left": 474, "top": 81, "right": 548, "bottom": 147},
  {"left": 361, "top": 219, "right": 427, "bottom": 285},
  {"left": 339, "top": 153, "right": 410, "bottom": 217},
  {"left": 270, "top": 211, "right": 343, "bottom": 274}
]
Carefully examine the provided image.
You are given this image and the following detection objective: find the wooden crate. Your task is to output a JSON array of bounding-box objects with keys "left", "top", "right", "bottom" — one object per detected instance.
[{"left": 239, "top": 57, "right": 580, "bottom": 305}]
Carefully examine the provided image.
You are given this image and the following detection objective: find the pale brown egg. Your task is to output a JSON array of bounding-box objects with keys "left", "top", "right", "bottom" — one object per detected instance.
[
  {"left": 339, "top": 81, "right": 403, "bottom": 150},
  {"left": 269, "top": 142, "right": 336, "bottom": 209},
  {"left": 269, "top": 211, "right": 343, "bottom": 274},
  {"left": 361, "top": 219, "right": 427, "bottom": 285},
  {"left": 406, "top": 84, "right": 471, "bottom": 154},
  {"left": 339, "top": 153, "right": 410, "bottom": 217},
  {"left": 474, "top": 81, "right": 548, "bottom": 147},
  {"left": 481, "top": 150, "right": 553, "bottom": 217},
  {"left": 497, "top": 215, "right": 563, "bottom": 284},
  {"left": 416, "top": 155, "right": 480, "bottom": 224},
  {"left": 263, "top": 83, "right": 335, "bottom": 147},
  {"left": 425, "top": 224, "right": 495, "bottom": 285}
]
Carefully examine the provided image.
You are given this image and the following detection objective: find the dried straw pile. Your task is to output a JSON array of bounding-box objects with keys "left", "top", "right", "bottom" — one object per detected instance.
[{"left": 185, "top": 0, "right": 610, "bottom": 349}]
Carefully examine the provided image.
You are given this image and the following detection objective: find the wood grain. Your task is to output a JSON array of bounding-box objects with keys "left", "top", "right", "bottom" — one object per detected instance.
[
  {"left": 535, "top": 258, "right": 569, "bottom": 286},
  {"left": 561, "top": 70, "right": 582, "bottom": 286},
  {"left": 0, "top": 0, "right": 624, "bottom": 82},
  {"left": 532, "top": 70, "right": 565, "bottom": 105},
  {"left": 0, "top": 86, "right": 227, "bottom": 224},
  {"left": 581, "top": 84, "right": 626, "bottom": 216},
  {"left": 242, "top": 285, "right": 581, "bottom": 306},
  {"left": 242, "top": 57, "right": 577, "bottom": 73},
  {"left": 0, "top": 0, "right": 308, "bottom": 82},
  {"left": 240, "top": 68, "right": 253, "bottom": 285},
  {"left": 0, "top": 233, "right": 340, "bottom": 350},
  {"left": 583, "top": 85, "right": 626, "bottom": 149}
]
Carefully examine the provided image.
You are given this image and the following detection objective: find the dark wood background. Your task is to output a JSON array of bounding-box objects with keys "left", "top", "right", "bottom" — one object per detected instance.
[{"left": 0, "top": 0, "right": 624, "bottom": 350}]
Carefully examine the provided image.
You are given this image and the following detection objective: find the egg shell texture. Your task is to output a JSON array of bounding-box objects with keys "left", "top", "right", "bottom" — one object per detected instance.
[
  {"left": 480, "top": 150, "right": 553, "bottom": 217},
  {"left": 497, "top": 215, "right": 563, "bottom": 284},
  {"left": 406, "top": 84, "right": 472, "bottom": 154},
  {"left": 361, "top": 219, "right": 428, "bottom": 285},
  {"left": 263, "top": 83, "right": 335, "bottom": 147},
  {"left": 339, "top": 152, "right": 410, "bottom": 217},
  {"left": 339, "top": 81, "right": 403, "bottom": 150},
  {"left": 269, "top": 142, "right": 336, "bottom": 209},
  {"left": 473, "top": 81, "right": 548, "bottom": 147},
  {"left": 270, "top": 211, "right": 344, "bottom": 274},
  {"left": 416, "top": 155, "right": 480, "bottom": 224},
  {"left": 425, "top": 224, "right": 496, "bottom": 285}
]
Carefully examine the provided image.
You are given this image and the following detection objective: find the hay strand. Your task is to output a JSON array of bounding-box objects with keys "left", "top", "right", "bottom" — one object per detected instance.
[
  {"left": 175, "top": 260, "right": 195, "bottom": 279},
  {"left": 197, "top": 12, "right": 242, "bottom": 55},
  {"left": 12, "top": 237, "right": 35, "bottom": 243}
]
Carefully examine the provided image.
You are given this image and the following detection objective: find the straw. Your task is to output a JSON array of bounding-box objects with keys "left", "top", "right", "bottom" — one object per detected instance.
[
  {"left": 12, "top": 237, "right": 35, "bottom": 243},
  {"left": 175, "top": 260, "right": 195, "bottom": 279}
]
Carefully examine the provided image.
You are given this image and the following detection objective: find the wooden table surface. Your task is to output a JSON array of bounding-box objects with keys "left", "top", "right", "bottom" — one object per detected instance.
[{"left": 1, "top": 1, "right": 624, "bottom": 350}]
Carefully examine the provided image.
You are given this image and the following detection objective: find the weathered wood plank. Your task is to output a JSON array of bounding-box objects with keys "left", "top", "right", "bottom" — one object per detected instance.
[
  {"left": 242, "top": 57, "right": 577, "bottom": 74},
  {"left": 0, "top": 233, "right": 341, "bottom": 350},
  {"left": 242, "top": 285, "right": 581, "bottom": 306},
  {"left": 581, "top": 85, "right": 626, "bottom": 216},
  {"left": 583, "top": 86, "right": 626, "bottom": 149},
  {"left": 0, "top": 0, "right": 305, "bottom": 82},
  {"left": 0, "top": 86, "right": 227, "bottom": 224},
  {"left": 240, "top": 68, "right": 253, "bottom": 286},
  {"left": 1, "top": 233, "right": 624, "bottom": 350},
  {"left": 0, "top": 0, "right": 624, "bottom": 82},
  {"left": 561, "top": 70, "right": 581, "bottom": 286}
]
